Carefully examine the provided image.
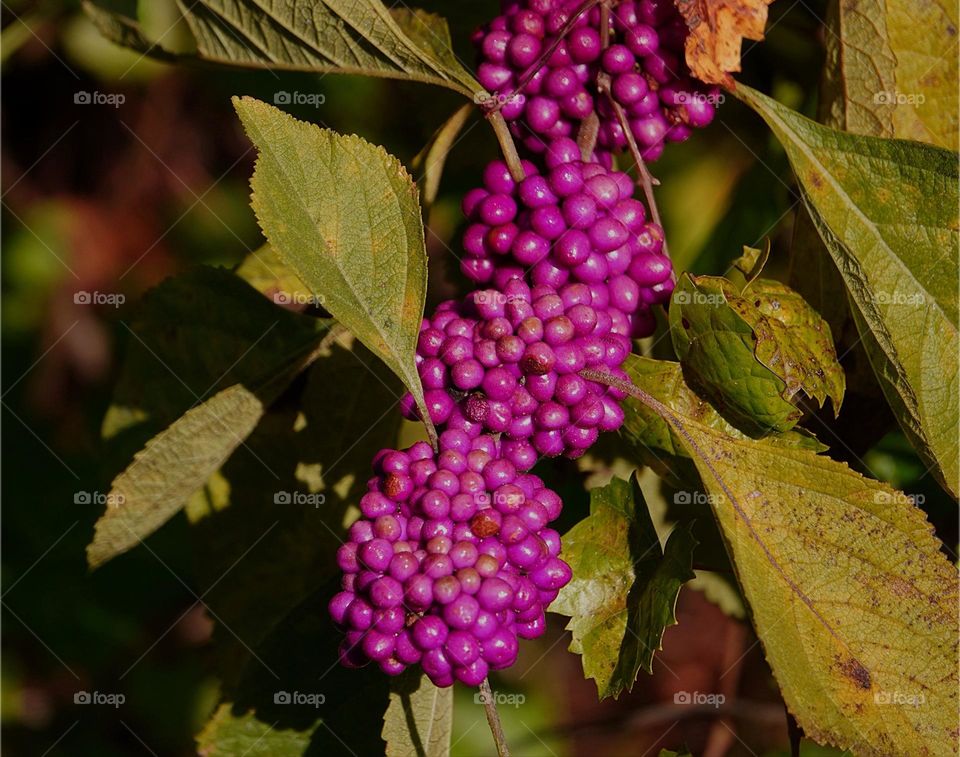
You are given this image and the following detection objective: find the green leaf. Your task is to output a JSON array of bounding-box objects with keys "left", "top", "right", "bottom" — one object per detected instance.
[
  {"left": 234, "top": 97, "right": 434, "bottom": 441},
  {"left": 669, "top": 263, "right": 845, "bottom": 435},
  {"left": 412, "top": 104, "right": 474, "bottom": 207},
  {"left": 821, "top": 0, "right": 958, "bottom": 149},
  {"left": 617, "top": 380, "right": 959, "bottom": 755},
  {"left": 83, "top": 0, "right": 481, "bottom": 98},
  {"left": 89, "top": 268, "right": 329, "bottom": 568},
  {"left": 382, "top": 671, "right": 452, "bottom": 757},
  {"left": 90, "top": 386, "right": 265, "bottom": 569},
  {"left": 551, "top": 475, "right": 697, "bottom": 699},
  {"left": 235, "top": 243, "right": 313, "bottom": 304},
  {"left": 619, "top": 354, "right": 826, "bottom": 487},
  {"left": 735, "top": 83, "right": 959, "bottom": 497}
]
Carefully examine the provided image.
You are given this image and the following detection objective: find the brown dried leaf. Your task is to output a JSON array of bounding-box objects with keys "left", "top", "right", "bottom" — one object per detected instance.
[{"left": 676, "top": 0, "right": 775, "bottom": 86}]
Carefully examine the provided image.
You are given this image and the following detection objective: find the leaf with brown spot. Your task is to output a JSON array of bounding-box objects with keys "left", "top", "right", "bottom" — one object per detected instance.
[
  {"left": 615, "top": 378, "right": 959, "bottom": 755},
  {"left": 675, "top": 0, "right": 776, "bottom": 87}
]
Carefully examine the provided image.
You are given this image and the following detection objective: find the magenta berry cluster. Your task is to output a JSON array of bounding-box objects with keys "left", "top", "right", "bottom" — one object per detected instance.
[
  {"left": 331, "top": 0, "right": 697, "bottom": 689},
  {"left": 399, "top": 276, "right": 633, "bottom": 461},
  {"left": 458, "top": 138, "right": 673, "bottom": 314},
  {"left": 473, "top": 0, "right": 718, "bottom": 161},
  {"left": 330, "top": 433, "right": 571, "bottom": 686}
]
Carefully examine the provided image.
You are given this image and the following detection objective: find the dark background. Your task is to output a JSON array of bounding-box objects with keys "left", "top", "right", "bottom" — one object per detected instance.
[{"left": 2, "top": 1, "right": 954, "bottom": 755}]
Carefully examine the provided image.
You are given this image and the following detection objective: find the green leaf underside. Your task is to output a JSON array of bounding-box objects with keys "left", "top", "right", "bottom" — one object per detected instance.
[
  {"left": 821, "top": 0, "right": 958, "bottom": 150},
  {"left": 551, "top": 475, "right": 697, "bottom": 699},
  {"left": 234, "top": 96, "right": 434, "bottom": 439},
  {"left": 670, "top": 271, "right": 844, "bottom": 435},
  {"left": 84, "top": 0, "right": 481, "bottom": 98},
  {"left": 89, "top": 268, "right": 328, "bottom": 568},
  {"left": 626, "top": 384, "right": 959, "bottom": 755},
  {"left": 736, "top": 84, "right": 959, "bottom": 497},
  {"left": 382, "top": 671, "right": 453, "bottom": 757},
  {"left": 89, "top": 386, "right": 264, "bottom": 569}
]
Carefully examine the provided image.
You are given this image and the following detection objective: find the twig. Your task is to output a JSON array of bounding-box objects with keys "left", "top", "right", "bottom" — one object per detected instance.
[
  {"left": 486, "top": 110, "right": 526, "bottom": 183},
  {"left": 576, "top": 112, "right": 600, "bottom": 161},
  {"left": 479, "top": 678, "right": 511, "bottom": 757},
  {"left": 592, "top": 6, "right": 672, "bottom": 269}
]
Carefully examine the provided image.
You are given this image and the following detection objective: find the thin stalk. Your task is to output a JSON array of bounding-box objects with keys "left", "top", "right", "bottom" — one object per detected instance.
[
  {"left": 487, "top": 110, "right": 526, "bottom": 183},
  {"left": 479, "top": 678, "right": 511, "bottom": 757}
]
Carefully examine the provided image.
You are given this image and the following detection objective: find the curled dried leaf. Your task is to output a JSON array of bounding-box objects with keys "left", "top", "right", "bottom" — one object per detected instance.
[{"left": 676, "top": 0, "right": 775, "bottom": 87}]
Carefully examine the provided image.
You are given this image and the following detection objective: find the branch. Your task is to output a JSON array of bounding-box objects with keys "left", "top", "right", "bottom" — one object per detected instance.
[
  {"left": 479, "top": 678, "right": 511, "bottom": 757},
  {"left": 486, "top": 110, "right": 526, "bottom": 183}
]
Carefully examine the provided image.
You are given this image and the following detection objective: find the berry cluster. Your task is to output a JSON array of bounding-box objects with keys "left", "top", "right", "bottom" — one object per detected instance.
[
  {"left": 399, "top": 278, "right": 632, "bottom": 461},
  {"left": 459, "top": 138, "right": 673, "bottom": 315},
  {"left": 329, "top": 433, "right": 571, "bottom": 686},
  {"left": 333, "top": 0, "right": 703, "bottom": 689},
  {"left": 473, "top": 0, "right": 717, "bottom": 161}
]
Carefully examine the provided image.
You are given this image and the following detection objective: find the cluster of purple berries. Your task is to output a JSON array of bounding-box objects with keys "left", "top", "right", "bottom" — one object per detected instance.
[
  {"left": 459, "top": 138, "right": 673, "bottom": 313},
  {"left": 332, "top": 0, "right": 695, "bottom": 689},
  {"left": 329, "top": 433, "right": 571, "bottom": 686},
  {"left": 473, "top": 0, "right": 718, "bottom": 161},
  {"left": 399, "top": 278, "right": 632, "bottom": 461}
]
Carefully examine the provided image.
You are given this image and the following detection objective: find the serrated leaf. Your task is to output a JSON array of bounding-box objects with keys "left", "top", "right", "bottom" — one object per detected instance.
[
  {"left": 84, "top": 0, "right": 481, "bottom": 98},
  {"left": 90, "top": 386, "right": 264, "bottom": 569},
  {"left": 234, "top": 96, "right": 434, "bottom": 441},
  {"left": 735, "top": 83, "right": 959, "bottom": 497},
  {"left": 616, "top": 381, "right": 959, "bottom": 755},
  {"left": 551, "top": 475, "right": 697, "bottom": 699},
  {"left": 669, "top": 267, "right": 844, "bottom": 434},
  {"left": 821, "top": 0, "right": 958, "bottom": 150},
  {"left": 90, "top": 268, "right": 329, "bottom": 568},
  {"left": 382, "top": 671, "right": 452, "bottom": 757},
  {"left": 413, "top": 104, "right": 474, "bottom": 207},
  {"left": 619, "top": 354, "right": 826, "bottom": 486}
]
